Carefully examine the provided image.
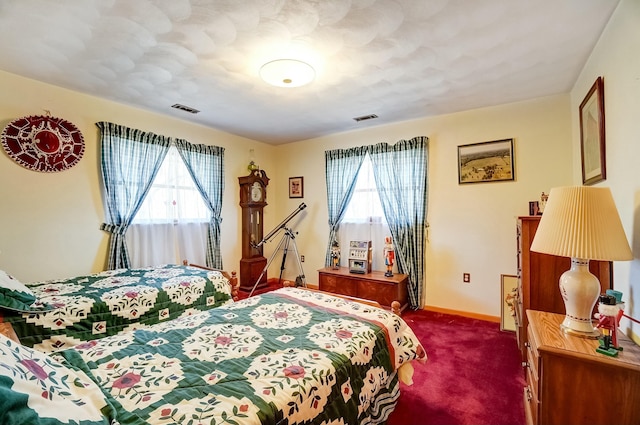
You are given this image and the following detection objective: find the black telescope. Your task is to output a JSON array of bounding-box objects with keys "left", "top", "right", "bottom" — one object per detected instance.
[{"left": 252, "top": 203, "right": 306, "bottom": 248}]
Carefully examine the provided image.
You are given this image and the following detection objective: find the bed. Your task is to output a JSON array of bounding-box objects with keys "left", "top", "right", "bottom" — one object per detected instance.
[
  {"left": 0, "top": 264, "right": 237, "bottom": 353},
  {"left": 0, "top": 287, "right": 426, "bottom": 425}
]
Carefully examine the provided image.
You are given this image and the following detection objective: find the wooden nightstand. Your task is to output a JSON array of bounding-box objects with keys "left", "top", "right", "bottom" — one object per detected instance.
[
  {"left": 516, "top": 216, "right": 612, "bottom": 362},
  {"left": 0, "top": 321, "right": 19, "bottom": 343},
  {"left": 524, "top": 310, "right": 640, "bottom": 425}
]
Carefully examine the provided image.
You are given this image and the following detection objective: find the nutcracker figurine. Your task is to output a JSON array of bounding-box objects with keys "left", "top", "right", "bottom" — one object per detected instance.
[
  {"left": 330, "top": 239, "right": 341, "bottom": 270},
  {"left": 594, "top": 291, "right": 625, "bottom": 357},
  {"left": 383, "top": 236, "right": 395, "bottom": 277},
  {"left": 539, "top": 192, "right": 548, "bottom": 214}
]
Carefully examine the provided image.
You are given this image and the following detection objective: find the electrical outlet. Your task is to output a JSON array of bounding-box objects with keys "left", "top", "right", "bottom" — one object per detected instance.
[
  {"left": 300, "top": 255, "right": 305, "bottom": 262},
  {"left": 463, "top": 273, "right": 470, "bottom": 283}
]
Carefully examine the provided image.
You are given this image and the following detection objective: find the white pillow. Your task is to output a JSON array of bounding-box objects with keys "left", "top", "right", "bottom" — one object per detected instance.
[
  {"left": 0, "top": 333, "right": 115, "bottom": 424},
  {"left": 0, "top": 270, "right": 37, "bottom": 312}
]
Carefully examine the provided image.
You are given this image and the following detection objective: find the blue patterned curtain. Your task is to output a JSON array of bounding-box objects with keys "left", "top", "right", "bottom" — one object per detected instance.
[
  {"left": 324, "top": 146, "right": 368, "bottom": 266},
  {"left": 97, "top": 122, "right": 171, "bottom": 270},
  {"left": 369, "top": 137, "right": 429, "bottom": 309},
  {"left": 175, "top": 140, "right": 225, "bottom": 269}
]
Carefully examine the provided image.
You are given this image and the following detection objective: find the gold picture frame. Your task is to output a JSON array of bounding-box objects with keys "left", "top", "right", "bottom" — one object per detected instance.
[
  {"left": 458, "top": 138, "right": 514, "bottom": 184},
  {"left": 579, "top": 76, "right": 606, "bottom": 186},
  {"left": 500, "top": 274, "right": 518, "bottom": 332}
]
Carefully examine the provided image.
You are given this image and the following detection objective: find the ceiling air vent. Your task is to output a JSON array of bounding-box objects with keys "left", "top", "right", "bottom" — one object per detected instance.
[
  {"left": 171, "top": 103, "right": 200, "bottom": 114},
  {"left": 353, "top": 114, "right": 378, "bottom": 122}
]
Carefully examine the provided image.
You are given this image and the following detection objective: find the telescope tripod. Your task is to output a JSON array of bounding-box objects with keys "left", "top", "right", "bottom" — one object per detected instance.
[{"left": 249, "top": 227, "right": 307, "bottom": 297}]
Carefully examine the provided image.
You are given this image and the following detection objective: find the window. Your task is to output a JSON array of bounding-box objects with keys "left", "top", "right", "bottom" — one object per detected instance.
[
  {"left": 342, "top": 154, "right": 387, "bottom": 224},
  {"left": 133, "top": 146, "right": 209, "bottom": 224},
  {"left": 338, "top": 154, "right": 391, "bottom": 271},
  {"left": 127, "top": 145, "right": 210, "bottom": 267}
]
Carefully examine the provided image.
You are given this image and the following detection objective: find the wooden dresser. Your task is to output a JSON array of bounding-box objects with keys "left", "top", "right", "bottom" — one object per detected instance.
[
  {"left": 516, "top": 216, "right": 612, "bottom": 361},
  {"left": 318, "top": 267, "right": 408, "bottom": 312},
  {"left": 525, "top": 310, "right": 640, "bottom": 425}
]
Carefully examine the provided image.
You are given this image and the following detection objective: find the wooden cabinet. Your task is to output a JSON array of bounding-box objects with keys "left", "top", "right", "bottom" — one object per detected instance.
[
  {"left": 516, "top": 216, "right": 612, "bottom": 361},
  {"left": 525, "top": 310, "right": 640, "bottom": 425},
  {"left": 0, "top": 321, "right": 19, "bottom": 343},
  {"left": 318, "top": 267, "right": 408, "bottom": 312}
]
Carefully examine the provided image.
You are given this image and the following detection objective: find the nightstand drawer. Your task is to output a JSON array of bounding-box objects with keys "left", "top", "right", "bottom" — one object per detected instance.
[
  {"left": 525, "top": 352, "right": 539, "bottom": 403},
  {"left": 526, "top": 340, "right": 538, "bottom": 378}
]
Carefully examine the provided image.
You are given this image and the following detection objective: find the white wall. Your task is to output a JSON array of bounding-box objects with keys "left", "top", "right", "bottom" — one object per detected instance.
[
  {"left": 569, "top": 0, "right": 640, "bottom": 339},
  {"left": 0, "top": 70, "right": 277, "bottom": 282},
  {"left": 272, "top": 95, "right": 573, "bottom": 316}
]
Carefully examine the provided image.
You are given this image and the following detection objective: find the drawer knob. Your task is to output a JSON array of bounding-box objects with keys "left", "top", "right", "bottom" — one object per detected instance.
[
  {"left": 522, "top": 361, "right": 529, "bottom": 369},
  {"left": 526, "top": 386, "right": 533, "bottom": 402}
]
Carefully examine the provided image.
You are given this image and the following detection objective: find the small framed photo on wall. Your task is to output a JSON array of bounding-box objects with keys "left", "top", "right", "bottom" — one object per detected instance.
[{"left": 289, "top": 176, "right": 304, "bottom": 198}]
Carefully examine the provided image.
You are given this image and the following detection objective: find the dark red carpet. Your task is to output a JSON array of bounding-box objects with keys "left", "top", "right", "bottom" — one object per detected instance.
[{"left": 388, "top": 310, "right": 526, "bottom": 425}]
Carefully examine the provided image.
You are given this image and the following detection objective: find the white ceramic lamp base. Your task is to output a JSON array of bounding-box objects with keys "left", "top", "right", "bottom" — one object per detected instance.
[{"left": 559, "top": 258, "right": 601, "bottom": 338}]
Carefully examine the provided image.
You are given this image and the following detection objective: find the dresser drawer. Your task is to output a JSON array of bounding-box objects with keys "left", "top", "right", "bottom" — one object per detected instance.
[
  {"left": 524, "top": 324, "right": 540, "bottom": 425},
  {"left": 523, "top": 385, "right": 538, "bottom": 425}
]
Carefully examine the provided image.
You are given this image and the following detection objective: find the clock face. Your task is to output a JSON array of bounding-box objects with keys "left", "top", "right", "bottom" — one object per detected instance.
[{"left": 251, "top": 182, "right": 263, "bottom": 202}]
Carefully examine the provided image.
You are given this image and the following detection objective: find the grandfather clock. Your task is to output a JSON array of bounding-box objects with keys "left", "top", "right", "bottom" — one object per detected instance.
[{"left": 239, "top": 169, "right": 269, "bottom": 291}]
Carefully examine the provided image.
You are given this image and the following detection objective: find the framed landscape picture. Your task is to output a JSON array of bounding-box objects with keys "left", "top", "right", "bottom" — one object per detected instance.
[
  {"left": 458, "top": 138, "right": 514, "bottom": 184},
  {"left": 579, "top": 76, "right": 606, "bottom": 185}
]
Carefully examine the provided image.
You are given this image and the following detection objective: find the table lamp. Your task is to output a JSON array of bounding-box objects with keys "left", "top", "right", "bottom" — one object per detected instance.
[{"left": 530, "top": 186, "right": 632, "bottom": 337}]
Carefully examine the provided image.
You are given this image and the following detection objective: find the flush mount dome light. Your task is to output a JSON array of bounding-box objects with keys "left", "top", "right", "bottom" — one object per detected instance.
[{"left": 260, "top": 59, "right": 315, "bottom": 88}]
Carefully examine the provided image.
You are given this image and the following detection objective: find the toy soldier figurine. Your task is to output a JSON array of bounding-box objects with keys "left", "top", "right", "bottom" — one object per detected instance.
[
  {"left": 594, "top": 293, "right": 625, "bottom": 357},
  {"left": 383, "top": 236, "right": 395, "bottom": 277},
  {"left": 539, "top": 192, "right": 548, "bottom": 214},
  {"left": 330, "top": 239, "right": 341, "bottom": 269}
]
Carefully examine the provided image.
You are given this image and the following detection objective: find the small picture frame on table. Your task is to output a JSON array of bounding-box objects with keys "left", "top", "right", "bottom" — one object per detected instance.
[
  {"left": 529, "top": 201, "right": 540, "bottom": 216},
  {"left": 289, "top": 176, "right": 304, "bottom": 198},
  {"left": 500, "top": 274, "right": 518, "bottom": 332}
]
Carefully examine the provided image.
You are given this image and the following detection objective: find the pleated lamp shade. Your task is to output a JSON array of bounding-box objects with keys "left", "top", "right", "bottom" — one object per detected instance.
[
  {"left": 530, "top": 186, "right": 632, "bottom": 336},
  {"left": 530, "top": 186, "right": 632, "bottom": 261}
]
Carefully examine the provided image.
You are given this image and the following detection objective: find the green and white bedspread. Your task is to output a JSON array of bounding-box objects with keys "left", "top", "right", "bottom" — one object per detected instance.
[
  {"left": 3, "top": 264, "right": 233, "bottom": 353},
  {"left": 48, "top": 288, "right": 426, "bottom": 425}
]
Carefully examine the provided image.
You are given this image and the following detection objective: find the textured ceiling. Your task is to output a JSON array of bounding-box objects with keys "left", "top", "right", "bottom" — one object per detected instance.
[{"left": 0, "top": 0, "right": 619, "bottom": 145}]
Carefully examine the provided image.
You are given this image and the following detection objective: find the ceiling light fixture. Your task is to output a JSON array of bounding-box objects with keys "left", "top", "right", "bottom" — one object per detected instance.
[{"left": 260, "top": 59, "right": 315, "bottom": 88}]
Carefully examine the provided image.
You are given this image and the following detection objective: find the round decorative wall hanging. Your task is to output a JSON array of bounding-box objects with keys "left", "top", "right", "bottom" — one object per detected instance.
[{"left": 1, "top": 114, "right": 85, "bottom": 172}]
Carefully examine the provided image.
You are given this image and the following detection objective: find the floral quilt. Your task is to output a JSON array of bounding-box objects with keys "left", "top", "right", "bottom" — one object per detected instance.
[
  {"left": 49, "top": 288, "right": 426, "bottom": 425},
  {"left": 2, "top": 264, "right": 233, "bottom": 353}
]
